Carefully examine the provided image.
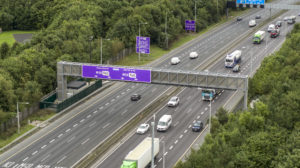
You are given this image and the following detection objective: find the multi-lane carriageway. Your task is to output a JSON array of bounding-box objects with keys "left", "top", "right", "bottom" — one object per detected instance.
[
  {"left": 1, "top": 1, "right": 299, "bottom": 168},
  {"left": 95, "top": 9, "right": 300, "bottom": 168}
]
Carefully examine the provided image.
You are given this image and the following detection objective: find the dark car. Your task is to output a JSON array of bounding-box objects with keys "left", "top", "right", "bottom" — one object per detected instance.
[
  {"left": 192, "top": 121, "right": 204, "bottom": 132},
  {"left": 276, "top": 21, "right": 282, "bottom": 27},
  {"left": 131, "top": 94, "right": 141, "bottom": 101},
  {"left": 255, "top": 15, "right": 261, "bottom": 19},
  {"left": 237, "top": 16, "right": 242, "bottom": 21},
  {"left": 233, "top": 64, "right": 240, "bottom": 72}
]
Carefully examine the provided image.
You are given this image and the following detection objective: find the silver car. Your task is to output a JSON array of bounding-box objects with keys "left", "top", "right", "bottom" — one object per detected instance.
[
  {"left": 136, "top": 123, "right": 150, "bottom": 134},
  {"left": 167, "top": 96, "right": 179, "bottom": 107}
]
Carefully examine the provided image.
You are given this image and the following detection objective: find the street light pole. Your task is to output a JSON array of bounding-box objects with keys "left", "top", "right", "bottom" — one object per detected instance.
[
  {"left": 17, "top": 102, "right": 29, "bottom": 134},
  {"left": 165, "top": 11, "right": 168, "bottom": 49},
  {"left": 100, "top": 38, "right": 110, "bottom": 64},
  {"left": 194, "top": 0, "right": 197, "bottom": 32},
  {"left": 163, "top": 141, "right": 165, "bottom": 168},
  {"left": 138, "top": 22, "right": 147, "bottom": 63},
  {"left": 89, "top": 36, "right": 93, "bottom": 63},
  {"left": 209, "top": 98, "right": 212, "bottom": 133},
  {"left": 151, "top": 121, "right": 155, "bottom": 168}
]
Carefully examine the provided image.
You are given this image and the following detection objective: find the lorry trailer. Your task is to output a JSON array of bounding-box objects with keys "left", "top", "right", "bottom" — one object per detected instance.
[
  {"left": 253, "top": 30, "right": 266, "bottom": 44},
  {"left": 225, "top": 50, "right": 242, "bottom": 68},
  {"left": 121, "top": 137, "right": 159, "bottom": 168}
]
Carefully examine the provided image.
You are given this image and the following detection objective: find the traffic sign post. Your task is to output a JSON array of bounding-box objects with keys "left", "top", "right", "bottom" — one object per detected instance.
[
  {"left": 136, "top": 36, "right": 150, "bottom": 54},
  {"left": 185, "top": 20, "right": 195, "bottom": 32}
]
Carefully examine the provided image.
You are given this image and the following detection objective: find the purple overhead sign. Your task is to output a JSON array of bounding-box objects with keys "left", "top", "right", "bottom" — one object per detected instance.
[
  {"left": 82, "top": 65, "right": 151, "bottom": 83},
  {"left": 136, "top": 36, "right": 150, "bottom": 54},
  {"left": 185, "top": 20, "right": 195, "bottom": 31}
]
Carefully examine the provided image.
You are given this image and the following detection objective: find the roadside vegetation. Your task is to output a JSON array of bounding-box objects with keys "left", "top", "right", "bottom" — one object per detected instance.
[{"left": 175, "top": 23, "right": 300, "bottom": 168}]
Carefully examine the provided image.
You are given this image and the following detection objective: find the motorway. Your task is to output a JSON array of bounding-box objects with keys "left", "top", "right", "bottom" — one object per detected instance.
[
  {"left": 0, "top": 1, "right": 297, "bottom": 168},
  {"left": 96, "top": 7, "right": 300, "bottom": 168}
]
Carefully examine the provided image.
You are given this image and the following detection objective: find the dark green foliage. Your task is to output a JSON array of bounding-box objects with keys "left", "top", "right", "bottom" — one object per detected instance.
[{"left": 175, "top": 24, "right": 300, "bottom": 168}]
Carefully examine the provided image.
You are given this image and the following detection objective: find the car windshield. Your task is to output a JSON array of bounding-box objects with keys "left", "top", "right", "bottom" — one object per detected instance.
[
  {"left": 202, "top": 90, "right": 212, "bottom": 94},
  {"left": 226, "top": 59, "right": 233, "bottom": 62},
  {"left": 158, "top": 121, "right": 166, "bottom": 126},
  {"left": 194, "top": 122, "right": 201, "bottom": 126},
  {"left": 170, "top": 97, "right": 177, "bottom": 101},
  {"left": 139, "top": 125, "right": 146, "bottom": 129}
]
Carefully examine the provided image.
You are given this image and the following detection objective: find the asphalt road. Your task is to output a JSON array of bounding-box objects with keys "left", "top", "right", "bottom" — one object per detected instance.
[
  {"left": 96, "top": 8, "right": 300, "bottom": 168},
  {"left": 0, "top": 1, "right": 296, "bottom": 167}
]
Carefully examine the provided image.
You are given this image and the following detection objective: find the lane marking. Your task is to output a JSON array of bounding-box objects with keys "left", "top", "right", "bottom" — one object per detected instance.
[
  {"left": 87, "top": 114, "right": 91, "bottom": 118},
  {"left": 102, "top": 123, "right": 111, "bottom": 129},
  {"left": 193, "top": 120, "right": 196, "bottom": 123},
  {"left": 188, "top": 125, "right": 192, "bottom": 128},
  {"left": 58, "top": 133, "right": 63, "bottom": 138},
  {"left": 22, "top": 157, "right": 28, "bottom": 162},
  {"left": 105, "top": 103, "right": 109, "bottom": 106},
  {"left": 73, "top": 124, "right": 78, "bottom": 127},
  {"left": 174, "top": 121, "right": 179, "bottom": 127},
  {"left": 164, "top": 152, "right": 168, "bottom": 156},
  {"left": 174, "top": 140, "right": 178, "bottom": 144},
  {"left": 184, "top": 130, "right": 188, "bottom": 133},
  {"left": 57, "top": 156, "right": 67, "bottom": 164},
  {"left": 111, "top": 99, "right": 115, "bottom": 102},
  {"left": 67, "top": 136, "right": 75, "bottom": 143},
  {"left": 116, "top": 95, "right": 120, "bottom": 98},
  {"left": 41, "top": 145, "right": 47, "bottom": 149},
  {"left": 32, "top": 151, "right": 38, "bottom": 155},
  {"left": 80, "top": 119, "right": 85, "bottom": 123},
  {"left": 65, "top": 129, "right": 71, "bottom": 133},
  {"left": 121, "top": 92, "right": 125, "bottom": 95},
  {"left": 81, "top": 138, "right": 90, "bottom": 145},
  {"left": 121, "top": 110, "right": 128, "bottom": 115},
  {"left": 99, "top": 106, "right": 103, "bottom": 110},
  {"left": 93, "top": 111, "right": 98, "bottom": 114},
  {"left": 41, "top": 154, "right": 50, "bottom": 162},
  {"left": 201, "top": 112, "right": 204, "bottom": 115},
  {"left": 205, "top": 107, "right": 208, "bottom": 111},
  {"left": 179, "top": 134, "right": 183, "bottom": 139},
  {"left": 169, "top": 146, "right": 173, "bottom": 150},
  {"left": 89, "top": 121, "right": 97, "bottom": 127},
  {"left": 49, "top": 139, "right": 55, "bottom": 143},
  {"left": 158, "top": 158, "right": 162, "bottom": 162}
]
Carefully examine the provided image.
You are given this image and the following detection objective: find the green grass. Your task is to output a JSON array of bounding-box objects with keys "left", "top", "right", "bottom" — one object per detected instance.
[
  {"left": 115, "top": 9, "right": 249, "bottom": 66},
  {"left": 28, "top": 109, "right": 56, "bottom": 122},
  {"left": 0, "top": 125, "right": 34, "bottom": 149},
  {"left": 0, "top": 30, "right": 37, "bottom": 46}
]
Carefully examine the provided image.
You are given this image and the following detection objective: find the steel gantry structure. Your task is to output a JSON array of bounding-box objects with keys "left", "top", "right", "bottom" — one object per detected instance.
[{"left": 57, "top": 61, "right": 249, "bottom": 109}]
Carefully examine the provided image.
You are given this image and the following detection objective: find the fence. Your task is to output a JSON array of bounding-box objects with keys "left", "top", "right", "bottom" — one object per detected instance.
[
  {"left": 107, "top": 47, "right": 134, "bottom": 64},
  {"left": 0, "top": 103, "right": 39, "bottom": 133}
]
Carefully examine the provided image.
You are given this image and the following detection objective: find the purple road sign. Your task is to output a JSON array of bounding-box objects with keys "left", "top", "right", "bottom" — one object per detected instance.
[
  {"left": 136, "top": 36, "right": 150, "bottom": 54},
  {"left": 82, "top": 65, "right": 151, "bottom": 83},
  {"left": 185, "top": 20, "right": 195, "bottom": 31}
]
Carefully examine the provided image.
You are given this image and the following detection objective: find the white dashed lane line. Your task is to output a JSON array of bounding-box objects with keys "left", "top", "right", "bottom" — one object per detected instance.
[
  {"left": 67, "top": 136, "right": 75, "bottom": 143},
  {"left": 80, "top": 119, "right": 85, "bottom": 123},
  {"left": 121, "top": 110, "right": 128, "bottom": 115},
  {"left": 73, "top": 124, "right": 78, "bottom": 127},
  {"left": 32, "top": 151, "right": 38, "bottom": 155},
  {"left": 41, "top": 145, "right": 47, "bottom": 149},
  {"left": 93, "top": 110, "right": 98, "bottom": 114},
  {"left": 169, "top": 146, "right": 174, "bottom": 150},
  {"left": 49, "top": 139, "right": 55, "bottom": 143},
  {"left": 174, "top": 140, "right": 178, "bottom": 144},
  {"left": 188, "top": 125, "right": 192, "bottom": 128},
  {"left": 87, "top": 114, "right": 91, "bottom": 118},
  {"left": 99, "top": 106, "right": 103, "bottom": 110},
  {"left": 201, "top": 112, "right": 204, "bottom": 115},
  {"left": 81, "top": 138, "right": 90, "bottom": 145},
  {"left": 158, "top": 158, "right": 162, "bottom": 162},
  {"left": 57, "top": 156, "right": 67, "bottom": 164},
  {"left": 41, "top": 154, "right": 50, "bottom": 162},
  {"left": 102, "top": 123, "right": 111, "bottom": 129},
  {"left": 65, "top": 129, "right": 71, "bottom": 133},
  {"left": 179, "top": 134, "right": 183, "bottom": 139},
  {"left": 22, "top": 157, "right": 28, "bottom": 162},
  {"left": 89, "top": 121, "right": 96, "bottom": 127},
  {"left": 205, "top": 107, "right": 208, "bottom": 111},
  {"left": 111, "top": 99, "right": 115, "bottom": 102},
  {"left": 184, "top": 130, "right": 188, "bottom": 133}
]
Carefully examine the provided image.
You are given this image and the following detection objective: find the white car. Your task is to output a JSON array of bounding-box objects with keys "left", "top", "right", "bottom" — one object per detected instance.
[
  {"left": 167, "top": 96, "right": 179, "bottom": 107},
  {"left": 189, "top": 52, "right": 198, "bottom": 59},
  {"left": 284, "top": 16, "right": 289, "bottom": 21},
  {"left": 249, "top": 19, "right": 256, "bottom": 27},
  {"left": 136, "top": 123, "right": 150, "bottom": 134},
  {"left": 268, "top": 24, "right": 275, "bottom": 32},
  {"left": 171, "top": 57, "right": 180, "bottom": 65}
]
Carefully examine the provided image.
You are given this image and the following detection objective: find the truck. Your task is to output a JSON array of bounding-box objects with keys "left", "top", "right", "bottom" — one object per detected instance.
[
  {"left": 270, "top": 28, "right": 280, "bottom": 38},
  {"left": 121, "top": 137, "right": 159, "bottom": 168},
  {"left": 201, "top": 88, "right": 222, "bottom": 101},
  {"left": 287, "top": 16, "right": 296, "bottom": 24},
  {"left": 253, "top": 30, "right": 265, "bottom": 44},
  {"left": 225, "top": 50, "right": 242, "bottom": 68}
]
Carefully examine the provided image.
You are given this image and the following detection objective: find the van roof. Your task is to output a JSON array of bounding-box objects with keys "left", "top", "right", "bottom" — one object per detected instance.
[{"left": 159, "top": 115, "right": 172, "bottom": 122}]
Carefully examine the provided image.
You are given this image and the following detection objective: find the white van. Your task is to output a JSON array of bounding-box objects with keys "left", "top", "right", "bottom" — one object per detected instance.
[
  {"left": 268, "top": 24, "right": 275, "bottom": 32},
  {"left": 157, "top": 115, "right": 172, "bottom": 132}
]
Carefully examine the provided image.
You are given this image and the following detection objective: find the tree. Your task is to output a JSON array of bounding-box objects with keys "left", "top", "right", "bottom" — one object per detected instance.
[{"left": 0, "top": 42, "right": 10, "bottom": 59}]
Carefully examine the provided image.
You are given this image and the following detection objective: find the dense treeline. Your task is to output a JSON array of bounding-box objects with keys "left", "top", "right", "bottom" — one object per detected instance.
[
  {"left": 175, "top": 24, "right": 300, "bottom": 168},
  {"left": 0, "top": 0, "right": 227, "bottom": 123}
]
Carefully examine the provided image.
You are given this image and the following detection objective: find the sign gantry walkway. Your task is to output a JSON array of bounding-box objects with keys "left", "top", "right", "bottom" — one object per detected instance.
[{"left": 57, "top": 61, "right": 249, "bottom": 109}]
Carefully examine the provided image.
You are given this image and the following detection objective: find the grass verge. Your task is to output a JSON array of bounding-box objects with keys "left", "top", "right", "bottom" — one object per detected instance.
[{"left": 0, "top": 30, "right": 36, "bottom": 46}]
